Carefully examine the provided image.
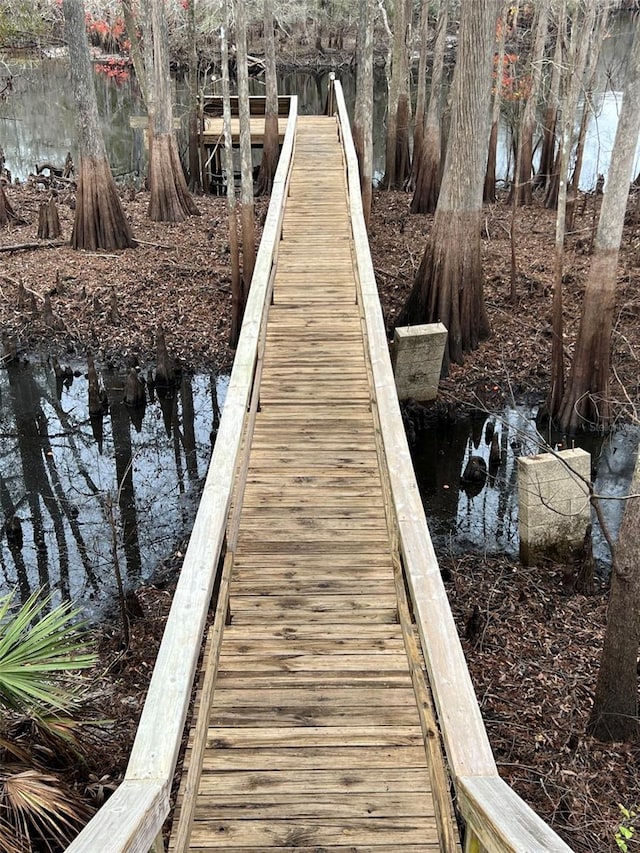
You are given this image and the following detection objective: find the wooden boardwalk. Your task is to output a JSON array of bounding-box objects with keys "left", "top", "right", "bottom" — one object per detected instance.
[
  {"left": 169, "top": 116, "right": 444, "bottom": 851},
  {"left": 65, "top": 88, "right": 575, "bottom": 853}
]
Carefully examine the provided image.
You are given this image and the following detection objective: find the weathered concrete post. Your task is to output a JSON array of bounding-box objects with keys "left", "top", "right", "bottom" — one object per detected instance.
[
  {"left": 518, "top": 448, "right": 591, "bottom": 565},
  {"left": 391, "top": 323, "right": 447, "bottom": 401}
]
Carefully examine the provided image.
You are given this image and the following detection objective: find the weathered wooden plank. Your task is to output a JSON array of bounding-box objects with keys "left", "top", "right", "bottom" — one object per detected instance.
[
  {"left": 231, "top": 592, "right": 396, "bottom": 622},
  {"left": 208, "top": 685, "right": 415, "bottom": 705},
  {"left": 240, "top": 488, "right": 384, "bottom": 503},
  {"left": 206, "top": 706, "right": 419, "bottom": 729},
  {"left": 231, "top": 567, "right": 393, "bottom": 581},
  {"left": 218, "top": 623, "right": 402, "bottom": 641},
  {"left": 231, "top": 545, "right": 390, "bottom": 561},
  {"left": 187, "top": 767, "right": 430, "bottom": 795},
  {"left": 198, "top": 744, "right": 429, "bottom": 772},
  {"left": 187, "top": 817, "right": 438, "bottom": 847},
  {"left": 238, "top": 499, "right": 386, "bottom": 512},
  {"left": 243, "top": 508, "right": 387, "bottom": 524},
  {"left": 242, "top": 495, "right": 385, "bottom": 510},
  {"left": 239, "top": 495, "right": 387, "bottom": 509},
  {"left": 247, "top": 446, "right": 378, "bottom": 459},
  {"left": 214, "top": 669, "right": 410, "bottom": 688},
  {"left": 188, "top": 793, "right": 435, "bottom": 820},
  {"left": 205, "top": 726, "right": 422, "bottom": 751},
  {"left": 253, "top": 371, "right": 369, "bottom": 382},
  {"left": 243, "top": 468, "right": 382, "bottom": 480},
  {"left": 269, "top": 303, "right": 357, "bottom": 313},
  {"left": 230, "top": 580, "right": 394, "bottom": 598},
  {"left": 216, "top": 651, "right": 408, "bottom": 673},
  {"left": 242, "top": 472, "right": 379, "bottom": 484},
  {"left": 234, "top": 520, "right": 388, "bottom": 537},
  {"left": 231, "top": 549, "right": 392, "bottom": 563},
  {"left": 251, "top": 414, "right": 372, "bottom": 426}
]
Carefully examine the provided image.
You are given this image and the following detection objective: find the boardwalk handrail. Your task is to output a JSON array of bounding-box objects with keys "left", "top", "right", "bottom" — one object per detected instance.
[
  {"left": 333, "top": 80, "right": 573, "bottom": 853},
  {"left": 66, "top": 96, "right": 298, "bottom": 853}
]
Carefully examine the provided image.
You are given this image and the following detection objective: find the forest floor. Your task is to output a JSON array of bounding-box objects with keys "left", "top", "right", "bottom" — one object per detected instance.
[{"left": 1, "top": 180, "right": 639, "bottom": 852}]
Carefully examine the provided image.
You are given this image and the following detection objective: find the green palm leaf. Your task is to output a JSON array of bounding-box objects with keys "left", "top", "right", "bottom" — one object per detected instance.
[{"left": 0, "top": 589, "right": 96, "bottom": 716}]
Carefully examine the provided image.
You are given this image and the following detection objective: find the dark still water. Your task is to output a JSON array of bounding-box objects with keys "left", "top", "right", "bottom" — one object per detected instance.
[
  {"left": 1, "top": 358, "right": 637, "bottom": 618},
  {"left": 0, "top": 59, "right": 376, "bottom": 183},
  {"left": 0, "top": 359, "right": 226, "bottom": 617},
  {"left": 411, "top": 404, "right": 640, "bottom": 573}
]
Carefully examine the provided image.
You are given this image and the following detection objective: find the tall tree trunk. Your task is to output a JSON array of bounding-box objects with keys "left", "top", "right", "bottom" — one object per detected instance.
[
  {"left": 587, "top": 449, "right": 640, "bottom": 743},
  {"left": 510, "top": 0, "right": 549, "bottom": 207},
  {"left": 146, "top": 0, "right": 200, "bottom": 222},
  {"left": 256, "top": 0, "right": 279, "bottom": 196},
  {"left": 121, "top": 0, "right": 148, "bottom": 106},
  {"left": 484, "top": 3, "right": 508, "bottom": 204},
  {"left": 556, "top": 19, "right": 640, "bottom": 434},
  {"left": 221, "top": 17, "right": 242, "bottom": 347},
  {"left": 353, "top": 0, "right": 374, "bottom": 227},
  {"left": 397, "top": 0, "right": 499, "bottom": 370},
  {"left": 235, "top": 0, "right": 256, "bottom": 298},
  {"left": 63, "top": 0, "right": 135, "bottom": 251},
  {"left": 411, "top": 0, "right": 448, "bottom": 214},
  {"left": 565, "top": 6, "right": 609, "bottom": 230},
  {"left": 408, "top": 0, "right": 430, "bottom": 193},
  {"left": 565, "top": 90, "right": 592, "bottom": 232},
  {"left": 545, "top": 4, "right": 595, "bottom": 212},
  {"left": 187, "top": 0, "right": 201, "bottom": 192},
  {"left": 547, "top": 0, "right": 598, "bottom": 417},
  {"left": 383, "top": 0, "right": 411, "bottom": 189},
  {"left": 536, "top": 7, "right": 563, "bottom": 190}
]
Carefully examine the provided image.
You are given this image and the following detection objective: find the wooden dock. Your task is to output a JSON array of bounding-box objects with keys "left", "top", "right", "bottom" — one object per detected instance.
[
  {"left": 201, "top": 95, "right": 291, "bottom": 193},
  {"left": 168, "top": 117, "right": 444, "bottom": 851}
]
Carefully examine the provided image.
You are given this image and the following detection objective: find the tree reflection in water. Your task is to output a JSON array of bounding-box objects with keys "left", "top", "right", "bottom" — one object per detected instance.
[{"left": 0, "top": 360, "right": 226, "bottom": 617}]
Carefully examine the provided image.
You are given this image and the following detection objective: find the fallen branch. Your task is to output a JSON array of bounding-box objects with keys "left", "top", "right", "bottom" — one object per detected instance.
[
  {"left": 133, "top": 238, "right": 176, "bottom": 250},
  {"left": 0, "top": 240, "right": 66, "bottom": 253},
  {"left": 374, "top": 266, "right": 405, "bottom": 282}
]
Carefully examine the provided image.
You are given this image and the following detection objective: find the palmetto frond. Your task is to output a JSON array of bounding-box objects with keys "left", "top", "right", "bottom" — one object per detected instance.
[
  {"left": 0, "top": 589, "right": 95, "bottom": 717},
  {"left": 1, "top": 767, "right": 92, "bottom": 851}
]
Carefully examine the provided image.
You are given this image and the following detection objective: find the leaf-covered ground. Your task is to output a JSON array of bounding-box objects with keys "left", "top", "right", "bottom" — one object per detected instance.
[{"left": 1, "top": 181, "right": 639, "bottom": 852}]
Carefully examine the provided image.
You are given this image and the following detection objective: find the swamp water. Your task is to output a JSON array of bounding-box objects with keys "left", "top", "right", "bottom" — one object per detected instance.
[
  {"left": 1, "top": 15, "right": 637, "bottom": 190},
  {"left": 0, "top": 359, "right": 227, "bottom": 617},
  {"left": 410, "top": 403, "right": 639, "bottom": 575},
  {"left": 1, "top": 357, "right": 637, "bottom": 619}
]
